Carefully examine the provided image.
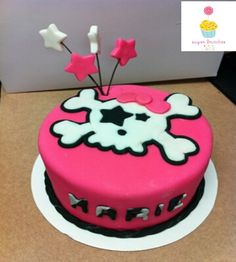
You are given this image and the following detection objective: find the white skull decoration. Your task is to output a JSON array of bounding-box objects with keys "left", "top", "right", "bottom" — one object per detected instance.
[{"left": 51, "top": 89, "right": 201, "bottom": 164}]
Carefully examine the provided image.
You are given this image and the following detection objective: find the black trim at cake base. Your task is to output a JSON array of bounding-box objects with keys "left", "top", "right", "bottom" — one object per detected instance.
[{"left": 44, "top": 171, "right": 205, "bottom": 238}]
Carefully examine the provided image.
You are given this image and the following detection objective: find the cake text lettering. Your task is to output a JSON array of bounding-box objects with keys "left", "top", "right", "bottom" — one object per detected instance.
[{"left": 68, "top": 192, "right": 187, "bottom": 222}]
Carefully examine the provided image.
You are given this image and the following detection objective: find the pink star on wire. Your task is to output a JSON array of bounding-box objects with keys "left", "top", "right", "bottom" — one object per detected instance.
[
  {"left": 65, "top": 53, "right": 98, "bottom": 81},
  {"left": 111, "top": 38, "right": 137, "bottom": 66}
]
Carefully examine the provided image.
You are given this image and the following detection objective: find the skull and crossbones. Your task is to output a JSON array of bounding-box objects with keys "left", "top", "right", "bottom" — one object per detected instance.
[{"left": 50, "top": 89, "right": 200, "bottom": 164}]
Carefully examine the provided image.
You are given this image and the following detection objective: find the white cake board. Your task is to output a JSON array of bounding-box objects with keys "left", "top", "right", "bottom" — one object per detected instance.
[{"left": 31, "top": 155, "right": 218, "bottom": 251}]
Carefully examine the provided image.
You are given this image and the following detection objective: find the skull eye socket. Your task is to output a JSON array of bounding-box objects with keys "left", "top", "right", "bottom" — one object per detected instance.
[
  {"left": 135, "top": 113, "right": 150, "bottom": 122},
  {"left": 117, "top": 129, "right": 127, "bottom": 136},
  {"left": 100, "top": 106, "right": 133, "bottom": 126}
]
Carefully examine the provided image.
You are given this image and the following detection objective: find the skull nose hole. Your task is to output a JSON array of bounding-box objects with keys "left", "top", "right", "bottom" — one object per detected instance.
[{"left": 117, "top": 129, "right": 127, "bottom": 136}]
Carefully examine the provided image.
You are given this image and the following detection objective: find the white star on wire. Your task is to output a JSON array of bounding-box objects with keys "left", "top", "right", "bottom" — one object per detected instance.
[
  {"left": 88, "top": 25, "right": 100, "bottom": 54},
  {"left": 39, "top": 24, "right": 67, "bottom": 51}
]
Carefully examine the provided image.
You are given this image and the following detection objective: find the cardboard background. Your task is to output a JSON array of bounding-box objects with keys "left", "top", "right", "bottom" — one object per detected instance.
[
  {"left": 0, "top": 0, "right": 223, "bottom": 92},
  {"left": 0, "top": 81, "right": 235, "bottom": 261}
]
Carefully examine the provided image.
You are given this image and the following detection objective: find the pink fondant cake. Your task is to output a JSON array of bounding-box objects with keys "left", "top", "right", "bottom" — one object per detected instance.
[{"left": 38, "top": 84, "right": 213, "bottom": 237}]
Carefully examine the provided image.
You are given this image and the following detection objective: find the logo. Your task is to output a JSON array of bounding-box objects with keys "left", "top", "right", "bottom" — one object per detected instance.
[
  {"left": 181, "top": 1, "right": 236, "bottom": 51},
  {"left": 200, "top": 6, "right": 217, "bottom": 39}
]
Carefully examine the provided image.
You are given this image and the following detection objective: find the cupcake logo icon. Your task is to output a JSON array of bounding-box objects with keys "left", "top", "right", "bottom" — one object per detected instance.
[{"left": 200, "top": 6, "right": 218, "bottom": 38}]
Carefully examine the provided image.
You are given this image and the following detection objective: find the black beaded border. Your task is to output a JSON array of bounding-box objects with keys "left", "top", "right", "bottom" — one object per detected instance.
[{"left": 44, "top": 171, "right": 205, "bottom": 238}]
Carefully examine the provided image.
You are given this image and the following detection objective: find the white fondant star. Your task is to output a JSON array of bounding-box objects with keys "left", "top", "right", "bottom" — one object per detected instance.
[
  {"left": 39, "top": 24, "right": 67, "bottom": 51},
  {"left": 88, "top": 25, "right": 100, "bottom": 54}
]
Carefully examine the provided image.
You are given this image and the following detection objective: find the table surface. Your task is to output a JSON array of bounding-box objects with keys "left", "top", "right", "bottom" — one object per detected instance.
[{"left": 0, "top": 81, "right": 235, "bottom": 262}]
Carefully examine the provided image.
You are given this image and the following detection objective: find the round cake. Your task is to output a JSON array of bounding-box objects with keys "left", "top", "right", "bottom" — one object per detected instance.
[{"left": 38, "top": 84, "right": 213, "bottom": 237}]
